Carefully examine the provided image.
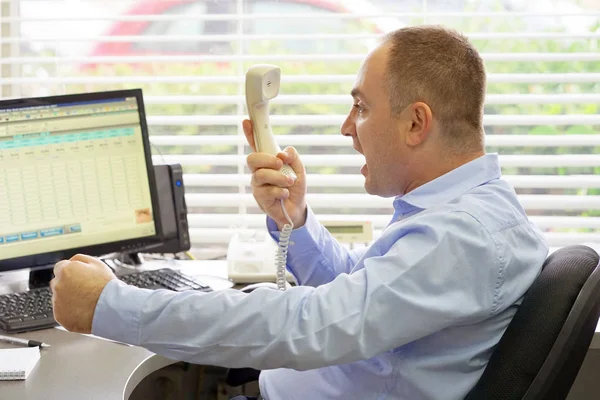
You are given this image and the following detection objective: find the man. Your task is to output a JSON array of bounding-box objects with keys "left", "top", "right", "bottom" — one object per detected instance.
[{"left": 51, "top": 26, "right": 548, "bottom": 399}]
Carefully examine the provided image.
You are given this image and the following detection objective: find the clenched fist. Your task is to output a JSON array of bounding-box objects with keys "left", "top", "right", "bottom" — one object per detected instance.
[{"left": 50, "top": 254, "right": 117, "bottom": 334}]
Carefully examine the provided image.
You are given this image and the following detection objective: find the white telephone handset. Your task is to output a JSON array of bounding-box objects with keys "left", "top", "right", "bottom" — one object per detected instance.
[
  {"left": 237, "top": 64, "right": 295, "bottom": 291},
  {"left": 245, "top": 64, "right": 297, "bottom": 181}
]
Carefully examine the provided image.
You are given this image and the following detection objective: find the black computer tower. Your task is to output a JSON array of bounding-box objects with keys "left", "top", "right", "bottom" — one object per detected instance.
[{"left": 151, "top": 163, "right": 191, "bottom": 254}]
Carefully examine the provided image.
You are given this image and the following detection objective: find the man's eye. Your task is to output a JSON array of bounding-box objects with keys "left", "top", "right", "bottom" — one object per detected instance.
[{"left": 353, "top": 104, "right": 364, "bottom": 113}]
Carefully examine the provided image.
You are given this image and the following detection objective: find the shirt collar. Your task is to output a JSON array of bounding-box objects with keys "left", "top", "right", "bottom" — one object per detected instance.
[{"left": 392, "top": 153, "right": 501, "bottom": 217}]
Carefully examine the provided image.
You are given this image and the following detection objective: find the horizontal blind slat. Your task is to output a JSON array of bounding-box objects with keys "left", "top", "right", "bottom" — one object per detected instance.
[
  {"left": 4, "top": 32, "right": 600, "bottom": 44},
  {"left": 155, "top": 154, "right": 600, "bottom": 167},
  {"left": 3, "top": 11, "right": 599, "bottom": 23},
  {"left": 1, "top": 53, "right": 599, "bottom": 64},
  {"left": 140, "top": 94, "right": 600, "bottom": 106},
  {"left": 185, "top": 193, "right": 600, "bottom": 210},
  {"left": 187, "top": 227, "right": 600, "bottom": 247},
  {"left": 187, "top": 213, "right": 600, "bottom": 230},
  {"left": 145, "top": 114, "right": 600, "bottom": 126},
  {"left": 150, "top": 134, "right": 600, "bottom": 147},
  {"left": 181, "top": 174, "right": 600, "bottom": 189},
  {"left": 2, "top": 73, "right": 599, "bottom": 84}
]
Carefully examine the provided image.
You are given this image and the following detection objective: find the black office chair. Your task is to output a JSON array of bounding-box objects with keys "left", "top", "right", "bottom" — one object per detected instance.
[{"left": 465, "top": 244, "right": 600, "bottom": 400}]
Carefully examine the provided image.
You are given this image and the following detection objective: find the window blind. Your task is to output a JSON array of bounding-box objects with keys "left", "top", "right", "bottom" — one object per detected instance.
[{"left": 1, "top": 0, "right": 599, "bottom": 252}]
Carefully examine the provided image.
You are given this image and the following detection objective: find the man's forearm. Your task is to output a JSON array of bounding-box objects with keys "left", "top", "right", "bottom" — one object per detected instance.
[{"left": 92, "top": 278, "right": 374, "bottom": 370}]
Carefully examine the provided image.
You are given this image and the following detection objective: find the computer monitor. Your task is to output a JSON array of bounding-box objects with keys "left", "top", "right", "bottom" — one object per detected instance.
[{"left": 0, "top": 89, "right": 163, "bottom": 279}]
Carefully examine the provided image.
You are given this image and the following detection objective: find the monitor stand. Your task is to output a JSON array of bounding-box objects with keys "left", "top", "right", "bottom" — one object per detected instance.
[
  {"left": 117, "top": 252, "right": 145, "bottom": 266},
  {"left": 28, "top": 265, "right": 54, "bottom": 289}
]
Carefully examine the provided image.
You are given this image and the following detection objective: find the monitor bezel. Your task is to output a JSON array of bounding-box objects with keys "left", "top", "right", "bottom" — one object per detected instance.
[{"left": 0, "top": 89, "right": 164, "bottom": 273}]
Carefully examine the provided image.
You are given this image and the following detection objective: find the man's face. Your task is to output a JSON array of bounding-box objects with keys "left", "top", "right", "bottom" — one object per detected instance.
[{"left": 341, "top": 44, "right": 411, "bottom": 197}]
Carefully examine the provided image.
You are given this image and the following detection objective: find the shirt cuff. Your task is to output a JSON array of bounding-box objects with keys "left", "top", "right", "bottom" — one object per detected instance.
[
  {"left": 91, "top": 279, "right": 154, "bottom": 346},
  {"left": 266, "top": 207, "right": 329, "bottom": 281},
  {"left": 266, "top": 206, "right": 324, "bottom": 253}
]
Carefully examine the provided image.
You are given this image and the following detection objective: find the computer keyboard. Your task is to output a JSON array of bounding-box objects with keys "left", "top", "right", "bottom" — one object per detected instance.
[{"left": 0, "top": 268, "right": 212, "bottom": 333}]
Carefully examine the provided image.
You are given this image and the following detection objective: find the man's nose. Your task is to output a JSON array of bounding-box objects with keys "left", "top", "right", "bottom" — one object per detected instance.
[{"left": 340, "top": 114, "right": 355, "bottom": 137}]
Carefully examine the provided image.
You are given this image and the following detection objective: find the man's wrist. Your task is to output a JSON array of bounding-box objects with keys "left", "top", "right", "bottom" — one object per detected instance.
[{"left": 277, "top": 206, "right": 307, "bottom": 230}]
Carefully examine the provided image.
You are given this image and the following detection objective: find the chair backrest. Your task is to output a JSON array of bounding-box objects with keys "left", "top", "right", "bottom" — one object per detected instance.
[{"left": 465, "top": 244, "right": 600, "bottom": 400}]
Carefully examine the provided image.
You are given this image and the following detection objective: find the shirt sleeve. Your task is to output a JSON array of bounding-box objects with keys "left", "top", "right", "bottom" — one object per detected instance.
[
  {"left": 266, "top": 206, "right": 368, "bottom": 287},
  {"left": 92, "top": 210, "right": 498, "bottom": 371}
]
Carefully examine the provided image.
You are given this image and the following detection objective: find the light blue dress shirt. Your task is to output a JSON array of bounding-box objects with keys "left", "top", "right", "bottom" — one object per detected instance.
[{"left": 93, "top": 153, "right": 549, "bottom": 400}]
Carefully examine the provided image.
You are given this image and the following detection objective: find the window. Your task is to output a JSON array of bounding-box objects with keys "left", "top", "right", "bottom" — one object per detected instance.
[
  {"left": 132, "top": 2, "right": 232, "bottom": 54},
  {"left": 2, "top": 0, "right": 600, "bottom": 254},
  {"left": 248, "top": 1, "right": 370, "bottom": 53}
]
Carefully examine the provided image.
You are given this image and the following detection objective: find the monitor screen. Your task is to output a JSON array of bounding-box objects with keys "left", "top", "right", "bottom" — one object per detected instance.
[{"left": 0, "top": 89, "right": 162, "bottom": 272}]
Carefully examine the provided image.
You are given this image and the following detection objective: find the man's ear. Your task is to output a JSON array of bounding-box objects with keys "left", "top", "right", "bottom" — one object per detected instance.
[{"left": 405, "top": 102, "right": 433, "bottom": 147}]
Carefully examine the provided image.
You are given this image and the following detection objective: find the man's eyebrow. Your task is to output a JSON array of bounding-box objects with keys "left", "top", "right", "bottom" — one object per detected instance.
[{"left": 351, "top": 88, "right": 370, "bottom": 104}]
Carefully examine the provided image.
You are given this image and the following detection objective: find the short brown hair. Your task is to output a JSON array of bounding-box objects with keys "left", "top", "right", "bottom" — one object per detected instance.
[{"left": 383, "top": 25, "right": 486, "bottom": 152}]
